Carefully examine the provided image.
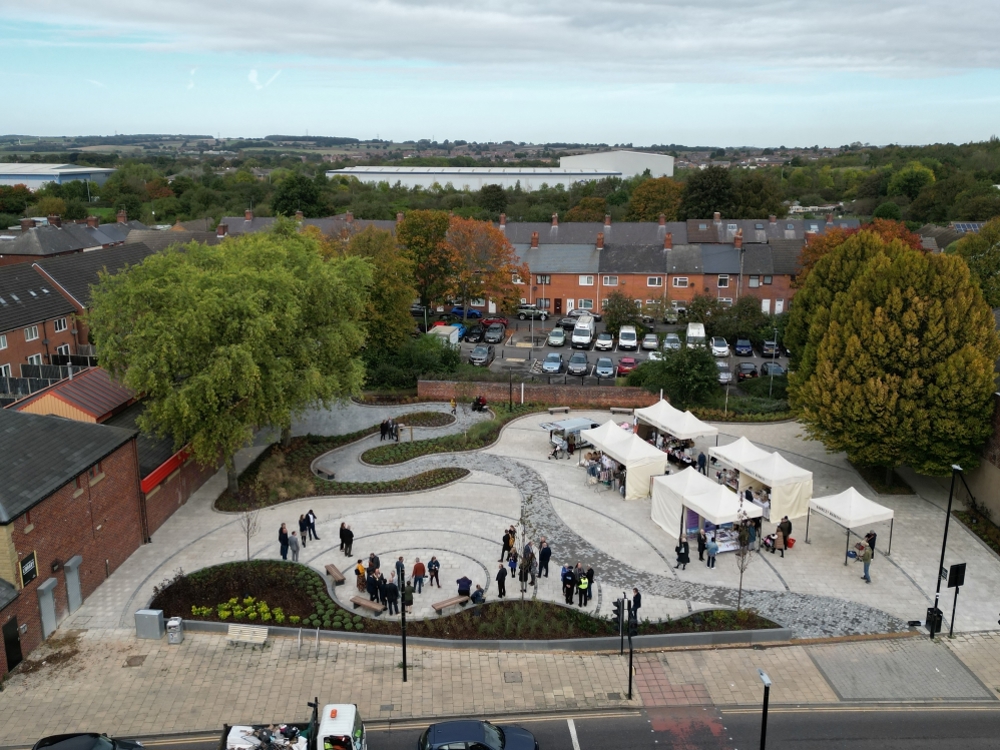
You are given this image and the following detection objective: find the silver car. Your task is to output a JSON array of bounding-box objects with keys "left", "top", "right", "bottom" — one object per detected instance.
[
  {"left": 663, "top": 333, "right": 682, "bottom": 351},
  {"left": 716, "top": 360, "right": 733, "bottom": 385},
  {"left": 547, "top": 328, "right": 566, "bottom": 347},
  {"left": 711, "top": 336, "right": 730, "bottom": 357},
  {"left": 541, "top": 352, "right": 564, "bottom": 374},
  {"left": 641, "top": 333, "right": 659, "bottom": 350},
  {"left": 594, "top": 357, "right": 616, "bottom": 378}
]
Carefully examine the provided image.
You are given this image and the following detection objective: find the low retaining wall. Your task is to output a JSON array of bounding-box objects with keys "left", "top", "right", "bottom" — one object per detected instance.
[
  {"left": 176, "top": 618, "right": 791, "bottom": 651},
  {"left": 418, "top": 380, "right": 659, "bottom": 409}
]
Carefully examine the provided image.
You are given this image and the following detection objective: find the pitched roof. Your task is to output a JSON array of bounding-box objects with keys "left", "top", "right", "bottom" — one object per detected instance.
[
  {"left": 700, "top": 244, "right": 741, "bottom": 274},
  {"left": 598, "top": 244, "right": 669, "bottom": 274},
  {"left": 768, "top": 239, "right": 804, "bottom": 275},
  {"left": 103, "top": 401, "right": 177, "bottom": 478},
  {"left": 12, "top": 367, "right": 134, "bottom": 421},
  {"left": 123, "top": 230, "right": 221, "bottom": 253},
  {"left": 742, "top": 244, "right": 775, "bottom": 275},
  {"left": 502, "top": 221, "right": 688, "bottom": 246},
  {"left": 0, "top": 220, "right": 147, "bottom": 259},
  {"left": 0, "top": 409, "right": 136, "bottom": 524},
  {"left": 0, "top": 263, "right": 76, "bottom": 334},
  {"left": 665, "top": 245, "right": 703, "bottom": 274},
  {"left": 34, "top": 242, "right": 159, "bottom": 309},
  {"left": 513, "top": 243, "right": 601, "bottom": 274}
]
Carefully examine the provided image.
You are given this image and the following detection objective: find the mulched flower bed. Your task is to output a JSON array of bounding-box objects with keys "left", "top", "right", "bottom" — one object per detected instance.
[
  {"left": 955, "top": 510, "right": 1000, "bottom": 556},
  {"left": 397, "top": 411, "right": 455, "bottom": 427},
  {"left": 314, "top": 467, "right": 469, "bottom": 496}
]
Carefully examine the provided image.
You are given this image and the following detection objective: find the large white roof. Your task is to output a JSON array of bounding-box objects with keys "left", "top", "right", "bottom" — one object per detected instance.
[
  {"left": 0, "top": 163, "right": 115, "bottom": 175},
  {"left": 330, "top": 166, "right": 616, "bottom": 176}
]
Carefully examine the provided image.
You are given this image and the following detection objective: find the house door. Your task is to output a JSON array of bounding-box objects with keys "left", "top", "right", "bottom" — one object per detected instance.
[
  {"left": 2, "top": 617, "right": 22, "bottom": 672},
  {"left": 554, "top": 299, "right": 562, "bottom": 315},
  {"left": 761, "top": 298, "right": 771, "bottom": 314},
  {"left": 775, "top": 299, "right": 784, "bottom": 314}
]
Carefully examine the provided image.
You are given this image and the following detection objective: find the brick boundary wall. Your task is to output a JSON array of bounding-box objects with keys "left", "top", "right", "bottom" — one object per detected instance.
[
  {"left": 417, "top": 380, "right": 660, "bottom": 408},
  {"left": 144, "top": 456, "right": 220, "bottom": 537}
]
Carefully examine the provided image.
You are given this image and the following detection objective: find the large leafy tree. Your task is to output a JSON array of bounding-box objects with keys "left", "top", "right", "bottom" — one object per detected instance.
[
  {"left": 952, "top": 217, "right": 1000, "bottom": 307},
  {"left": 344, "top": 226, "right": 416, "bottom": 348},
  {"left": 478, "top": 184, "right": 507, "bottom": 216},
  {"left": 731, "top": 172, "right": 786, "bottom": 219},
  {"left": 442, "top": 217, "right": 526, "bottom": 324},
  {"left": 565, "top": 196, "right": 608, "bottom": 222},
  {"left": 625, "top": 177, "right": 682, "bottom": 221},
  {"left": 88, "top": 219, "right": 371, "bottom": 491},
  {"left": 796, "top": 219, "right": 923, "bottom": 286},
  {"left": 602, "top": 290, "right": 644, "bottom": 336},
  {"left": 887, "top": 162, "right": 936, "bottom": 201},
  {"left": 678, "top": 166, "right": 735, "bottom": 220},
  {"left": 397, "top": 210, "right": 452, "bottom": 307},
  {"left": 273, "top": 172, "right": 322, "bottom": 217},
  {"left": 789, "top": 235, "right": 1000, "bottom": 477},
  {"left": 628, "top": 347, "right": 719, "bottom": 409}
]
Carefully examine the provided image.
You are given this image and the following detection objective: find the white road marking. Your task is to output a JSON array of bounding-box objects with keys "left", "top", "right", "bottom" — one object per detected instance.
[{"left": 567, "top": 718, "right": 582, "bottom": 750}]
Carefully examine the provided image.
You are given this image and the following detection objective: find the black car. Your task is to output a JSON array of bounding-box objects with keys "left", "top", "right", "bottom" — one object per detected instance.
[
  {"left": 568, "top": 307, "right": 602, "bottom": 322},
  {"left": 737, "top": 362, "right": 759, "bottom": 381},
  {"left": 761, "top": 361, "right": 786, "bottom": 377},
  {"left": 419, "top": 720, "right": 537, "bottom": 750},
  {"left": 463, "top": 325, "right": 485, "bottom": 343},
  {"left": 558, "top": 316, "right": 578, "bottom": 331},
  {"left": 33, "top": 736, "right": 143, "bottom": 750},
  {"left": 734, "top": 338, "right": 754, "bottom": 356},
  {"left": 567, "top": 352, "right": 590, "bottom": 376},
  {"left": 484, "top": 323, "right": 506, "bottom": 344},
  {"left": 469, "top": 344, "right": 496, "bottom": 367}
]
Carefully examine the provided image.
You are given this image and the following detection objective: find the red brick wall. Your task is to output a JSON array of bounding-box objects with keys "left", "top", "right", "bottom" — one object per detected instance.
[
  {"left": 0, "top": 439, "right": 143, "bottom": 675},
  {"left": 143, "top": 455, "right": 219, "bottom": 536},
  {"left": 418, "top": 380, "right": 660, "bottom": 408},
  {"left": 0, "top": 316, "right": 78, "bottom": 373}
]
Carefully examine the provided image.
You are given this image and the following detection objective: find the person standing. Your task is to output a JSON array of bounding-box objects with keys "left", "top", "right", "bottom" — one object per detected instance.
[
  {"left": 354, "top": 560, "right": 366, "bottom": 591},
  {"left": 289, "top": 531, "right": 300, "bottom": 562},
  {"left": 585, "top": 566, "right": 595, "bottom": 603},
  {"left": 339, "top": 522, "right": 347, "bottom": 552},
  {"left": 306, "top": 509, "right": 319, "bottom": 541},
  {"left": 675, "top": 536, "right": 690, "bottom": 570},
  {"left": 495, "top": 563, "right": 507, "bottom": 598},
  {"left": 698, "top": 451, "right": 707, "bottom": 475},
  {"left": 428, "top": 556, "right": 441, "bottom": 588},
  {"left": 412, "top": 558, "right": 426, "bottom": 593},
  {"left": 861, "top": 543, "right": 873, "bottom": 583},
  {"left": 403, "top": 580, "right": 414, "bottom": 614},
  {"left": 632, "top": 588, "right": 642, "bottom": 618},
  {"left": 342, "top": 525, "right": 354, "bottom": 557},
  {"left": 507, "top": 527, "right": 517, "bottom": 561},
  {"left": 864, "top": 530, "right": 877, "bottom": 557},
  {"left": 528, "top": 551, "right": 538, "bottom": 587},
  {"left": 538, "top": 542, "right": 551, "bottom": 578},
  {"left": 772, "top": 527, "right": 786, "bottom": 558},
  {"left": 779, "top": 516, "right": 793, "bottom": 549},
  {"left": 298, "top": 515, "right": 310, "bottom": 548},
  {"left": 366, "top": 571, "right": 379, "bottom": 602},
  {"left": 278, "top": 523, "right": 289, "bottom": 560},
  {"left": 577, "top": 572, "right": 589, "bottom": 606},
  {"left": 500, "top": 529, "right": 511, "bottom": 562},
  {"left": 380, "top": 420, "right": 388, "bottom": 441},
  {"left": 450, "top": 397, "right": 457, "bottom": 415},
  {"left": 395, "top": 556, "right": 406, "bottom": 583},
  {"left": 507, "top": 551, "right": 518, "bottom": 578},
  {"left": 377, "top": 573, "right": 389, "bottom": 607},
  {"left": 563, "top": 567, "right": 576, "bottom": 605},
  {"left": 706, "top": 536, "right": 719, "bottom": 569},
  {"left": 385, "top": 575, "right": 400, "bottom": 615},
  {"left": 696, "top": 529, "right": 707, "bottom": 562},
  {"left": 518, "top": 559, "right": 530, "bottom": 594}
]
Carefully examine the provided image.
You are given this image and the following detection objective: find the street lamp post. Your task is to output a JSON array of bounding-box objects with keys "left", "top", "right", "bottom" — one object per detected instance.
[
  {"left": 758, "top": 668, "right": 772, "bottom": 750},
  {"left": 930, "top": 465, "right": 962, "bottom": 639},
  {"left": 401, "top": 591, "right": 407, "bottom": 682},
  {"left": 768, "top": 326, "right": 778, "bottom": 398}
]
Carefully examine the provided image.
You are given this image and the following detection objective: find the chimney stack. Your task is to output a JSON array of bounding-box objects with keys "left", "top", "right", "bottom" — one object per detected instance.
[
  {"left": 216, "top": 223, "right": 229, "bottom": 237},
  {"left": 596, "top": 232, "right": 604, "bottom": 250},
  {"left": 551, "top": 213, "right": 558, "bottom": 227},
  {"left": 86, "top": 215, "right": 99, "bottom": 228},
  {"left": 664, "top": 232, "right": 673, "bottom": 250},
  {"left": 346, "top": 211, "right": 354, "bottom": 223},
  {"left": 396, "top": 212, "right": 404, "bottom": 224},
  {"left": 805, "top": 231, "right": 817, "bottom": 244},
  {"left": 713, "top": 211, "right": 721, "bottom": 222},
  {"left": 499, "top": 213, "right": 506, "bottom": 228},
  {"left": 825, "top": 213, "right": 834, "bottom": 224},
  {"left": 47, "top": 214, "right": 62, "bottom": 228},
  {"left": 245, "top": 208, "right": 254, "bottom": 221},
  {"left": 530, "top": 231, "right": 539, "bottom": 249},
  {"left": 604, "top": 214, "right": 611, "bottom": 228},
  {"left": 20, "top": 218, "right": 35, "bottom": 232},
  {"left": 659, "top": 213, "right": 666, "bottom": 226},
  {"left": 295, "top": 210, "right": 304, "bottom": 221},
  {"left": 117, "top": 210, "right": 127, "bottom": 224},
  {"left": 768, "top": 214, "right": 777, "bottom": 224}
]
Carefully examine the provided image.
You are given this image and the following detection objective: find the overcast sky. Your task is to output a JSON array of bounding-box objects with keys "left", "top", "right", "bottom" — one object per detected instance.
[{"left": 3, "top": 0, "right": 1000, "bottom": 146}]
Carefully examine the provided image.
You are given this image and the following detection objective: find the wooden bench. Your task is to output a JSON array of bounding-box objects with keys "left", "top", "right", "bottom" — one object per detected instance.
[
  {"left": 547, "top": 406, "right": 570, "bottom": 415},
  {"left": 610, "top": 407, "right": 633, "bottom": 415},
  {"left": 350, "top": 596, "right": 385, "bottom": 616},
  {"left": 227, "top": 623, "right": 268, "bottom": 646},
  {"left": 325, "top": 563, "right": 346, "bottom": 586},
  {"left": 432, "top": 595, "right": 470, "bottom": 615}
]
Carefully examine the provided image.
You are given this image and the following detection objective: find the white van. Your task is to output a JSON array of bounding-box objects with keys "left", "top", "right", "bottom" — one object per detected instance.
[
  {"left": 686, "top": 322, "right": 706, "bottom": 349},
  {"left": 318, "top": 704, "right": 367, "bottom": 750},
  {"left": 571, "top": 314, "right": 596, "bottom": 349},
  {"left": 618, "top": 325, "right": 638, "bottom": 351}
]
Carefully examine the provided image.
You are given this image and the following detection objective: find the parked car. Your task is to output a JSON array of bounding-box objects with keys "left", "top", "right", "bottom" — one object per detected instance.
[
  {"left": 761, "top": 339, "right": 781, "bottom": 358},
  {"left": 482, "top": 316, "right": 509, "bottom": 328},
  {"left": 761, "top": 361, "right": 786, "bottom": 377},
  {"left": 663, "top": 332, "right": 682, "bottom": 351},
  {"left": 32, "top": 736, "right": 143, "bottom": 750},
  {"left": 711, "top": 336, "right": 730, "bottom": 357},
  {"left": 558, "top": 316, "right": 578, "bottom": 331},
  {"left": 567, "top": 352, "right": 590, "bottom": 376},
  {"left": 647, "top": 350, "right": 665, "bottom": 362},
  {"left": 594, "top": 331, "right": 615, "bottom": 351},
  {"left": 547, "top": 328, "right": 566, "bottom": 346},
  {"left": 463, "top": 325, "right": 485, "bottom": 343},
  {"left": 734, "top": 338, "right": 754, "bottom": 356},
  {"left": 516, "top": 304, "right": 549, "bottom": 321},
  {"left": 618, "top": 325, "right": 639, "bottom": 351},
  {"left": 716, "top": 360, "right": 733, "bottom": 385},
  {"left": 616, "top": 356, "right": 638, "bottom": 376},
  {"left": 641, "top": 333, "right": 659, "bottom": 351},
  {"left": 418, "top": 721, "right": 537, "bottom": 750},
  {"left": 663, "top": 308, "right": 680, "bottom": 324},
  {"left": 469, "top": 344, "right": 496, "bottom": 367},
  {"left": 484, "top": 324, "right": 506, "bottom": 344},
  {"left": 594, "top": 357, "right": 616, "bottom": 378},
  {"left": 450, "top": 306, "right": 482, "bottom": 319},
  {"left": 737, "top": 362, "right": 759, "bottom": 381},
  {"left": 541, "top": 352, "right": 564, "bottom": 374},
  {"left": 569, "top": 307, "right": 602, "bottom": 322},
  {"left": 410, "top": 303, "right": 430, "bottom": 318}
]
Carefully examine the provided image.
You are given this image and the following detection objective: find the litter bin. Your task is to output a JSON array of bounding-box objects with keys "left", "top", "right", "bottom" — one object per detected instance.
[
  {"left": 135, "top": 609, "right": 165, "bottom": 640},
  {"left": 926, "top": 607, "right": 943, "bottom": 634},
  {"left": 167, "top": 617, "right": 184, "bottom": 645}
]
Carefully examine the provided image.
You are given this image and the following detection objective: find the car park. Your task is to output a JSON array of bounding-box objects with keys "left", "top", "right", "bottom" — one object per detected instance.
[
  {"left": 541, "top": 352, "right": 564, "bottom": 374},
  {"left": 567, "top": 352, "right": 590, "bottom": 376},
  {"left": 686, "top": 322, "right": 706, "bottom": 349},
  {"left": 761, "top": 361, "right": 786, "bottom": 377},
  {"left": 762, "top": 339, "right": 781, "bottom": 357},
  {"left": 516, "top": 304, "right": 549, "bottom": 321},
  {"left": 418, "top": 720, "right": 538, "bottom": 750},
  {"left": 618, "top": 325, "right": 639, "bottom": 350},
  {"left": 594, "top": 357, "right": 616, "bottom": 378},
  {"left": 734, "top": 338, "right": 754, "bottom": 356},
  {"left": 641, "top": 333, "right": 659, "bottom": 350},
  {"left": 463, "top": 325, "right": 485, "bottom": 343},
  {"left": 568, "top": 307, "right": 602, "bottom": 322},
  {"left": 737, "top": 362, "right": 759, "bottom": 381},
  {"left": 450, "top": 306, "right": 482, "bottom": 319},
  {"left": 558, "top": 316, "right": 578, "bottom": 331},
  {"left": 716, "top": 360, "right": 733, "bottom": 384},
  {"left": 617, "top": 356, "right": 638, "bottom": 376},
  {"left": 484, "top": 324, "right": 506, "bottom": 344},
  {"left": 482, "top": 316, "right": 509, "bottom": 328},
  {"left": 547, "top": 328, "right": 566, "bottom": 346},
  {"left": 663, "top": 332, "right": 682, "bottom": 351},
  {"left": 594, "top": 331, "right": 615, "bottom": 351},
  {"left": 468, "top": 344, "right": 496, "bottom": 367},
  {"left": 711, "top": 336, "right": 730, "bottom": 357},
  {"left": 647, "top": 350, "right": 665, "bottom": 362},
  {"left": 663, "top": 308, "right": 680, "bottom": 324},
  {"left": 571, "top": 314, "right": 597, "bottom": 349}
]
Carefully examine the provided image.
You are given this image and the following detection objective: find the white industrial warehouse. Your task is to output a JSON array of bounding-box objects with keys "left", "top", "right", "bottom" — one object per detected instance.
[
  {"left": 327, "top": 150, "right": 674, "bottom": 190},
  {"left": 0, "top": 163, "right": 117, "bottom": 189}
]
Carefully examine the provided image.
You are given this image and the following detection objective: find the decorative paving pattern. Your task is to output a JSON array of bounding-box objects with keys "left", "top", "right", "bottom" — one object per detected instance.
[{"left": 634, "top": 655, "right": 712, "bottom": 706}]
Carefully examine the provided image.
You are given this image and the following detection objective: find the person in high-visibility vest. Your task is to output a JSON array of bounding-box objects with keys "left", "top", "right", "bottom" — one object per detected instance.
[{"left": 577, "top": 572, "right": 589, "bottom": 606}]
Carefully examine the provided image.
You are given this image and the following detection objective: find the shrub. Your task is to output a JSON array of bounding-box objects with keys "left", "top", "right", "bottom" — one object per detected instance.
[{"left": 289, "top": 616, "right": 301, "bottom": 624}]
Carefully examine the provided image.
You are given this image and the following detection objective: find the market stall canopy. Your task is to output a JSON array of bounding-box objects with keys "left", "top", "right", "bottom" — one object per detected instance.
[
  {"left": 809, "top": 487, "right": 894, "bottom": 528},
  {"left": 580, "top": 420, "right": 633, "bottom": 458},
  {"left": 686, "top": 484, "right": 763, "bottom": 526},
  {"left": 741, "top": 452, "right": 813, "bottom": 487},
  {"left": 651, "top": 467, "right": 715, "bottom": 536},
  {"left": 709, "top": 436, "right": 771, "bottom": 471},
  {"left": 635, "top": 399, "right": 719, "bottom": 441},
  {"left": 738, "top": 451, "right": 813, "bottom": 520},
  {"left": 583, "top": 420, "right": 668, "bottom": 500}
]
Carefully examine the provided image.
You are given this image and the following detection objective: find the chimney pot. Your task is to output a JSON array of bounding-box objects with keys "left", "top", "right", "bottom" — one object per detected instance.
[
  {"left": 713, "top": 211, "right": 721, "bottom": 222},
  {"left": 396, "top": 212, "right": 404, "bottom": 223},
  {"left": 48, "top": 214, "right": 62, "bottom": 228},
  {"left": 499, "top": 213, "right": 506, "bottom": 227},
  {"left": 604, "top": 214, "right": 611, "bottom": 227},
  {"left": 596, "top": 232, "right": 604, "bottom": 250},
  {"left": 216, "top": 223, "right": 229, "bottom": 237},
  {"left": 86, "top": 215, "right": 99, "bottom": 229},
  {"left": 768, "top": 214, "right": 777, "bottom": 223},
  {"left": 295, "top": 210, "right": 304, "bottom": 221},
  {"left": 805, "top": 230, "right": 817, "bottom": 243},
  {"left": 347, "top": 211, "right": 354, "bottom": 222},
  {"left": 116, "top": 210, "right": 127, "bottom": 224},
  {"left": 734, "top": 235, "right": 743, "bottom": 249},
  {"left": 664, "top": 232, "right": 673, "bottom": 250},
  {"left": 20, "top": 218, "right": 35, "bottom": 232},
  {"left": 552, "top": 213, "right": 558, "bottom": 227},
  {"left": 659, "top": 213, "right": 666, "bottom": 226},
  {"left": 245, "top": 209, "right": 254, "bottom": 221},
  {"left": 825, "top": 213, "right": 833, "bottom": 224},
  {"left": 530, "top": 231, "right": 539, "bottom": 249}
]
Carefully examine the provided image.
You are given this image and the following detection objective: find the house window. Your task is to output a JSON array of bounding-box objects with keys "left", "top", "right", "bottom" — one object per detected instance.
[
  {"left": 24, "top": 325, "right": 39, "bottom": 342},
  {"left": 0, "top": 363, "right": 10, "bottom": 377},
  {"left": 27, "top": 354, "right": 42, "bottom": 366},
  {"left": 536, "top": 297, "right": 550, "bottom": 310},
  {"left": 755, "top": 223, "right": 764, "bottom": 230},
  {"left": 511, "top": 274, "right": 523, "bottom": 285},
  {"left": 600, "top": 298, "right": 609, "bottom": 310},
  {"left": 718, "top": 297, "right": 733, "bottom": 307},
  {"left": 56, "top": 344, "right": 70, "bottom": 356},
  {"left": 763, "top": 275, "right": 773, "bottom": 285},
  {"left": 727, "top": 223, "right": 738, "bottom": 232},
  {"left": 602, "top": 275, "right": 618, "bottom": 286},
  {"left": 578, "top": 275, "right": 594, "bottom": 286},
  {"left": 0, "top": 334, "right": 6, "bottom": 350},
  {"left": 786, "top": 223, "right": 794, "bottom": 230},
  {"left": 470, "top": 297, "right": 485, "bottom": 307},
  {"left": 698, "top": 223, "right": 708, "bottom": 230},
  {"left": 88, "top": 462, "right": 104, "bottom": 484},
  {"left": 53, "top": 317, "right": 67, "bottom": 332},
  {"left": 577, "top": 299, "right": 594, "bottom": 310},
  {"left": 645, "top": 299, "right": 657, "bottom": 306},
  {"left": 749, "top": 276, "right": 760, "bottom": 288},
  {"left": 634, "top": 299, "right": 643, "bottom": 308},
  {"left": 647, "top": 276, "right": 663, "bottom": 287},
  {"left": 672, "top": 277, "right": 688, "bottom": 288},
  {"left": 535, "top": 274, "right": 550, "bottom": 285},
  {"left": 718, "top": 274, "right": 729, "bottom": 288}
]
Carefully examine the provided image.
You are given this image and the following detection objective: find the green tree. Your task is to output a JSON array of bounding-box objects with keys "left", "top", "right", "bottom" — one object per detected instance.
[
  {"left": 872, "top": 201, "right": 902, "bottom": 220},
  {"left": 887, "top": 162, "right": 936, "bottom": 200},
  {"left": 731, "top": 172, "right": 786, "bottom": 219},
  {"left": 272, "top": 172, "right": 321, "bottom": 217},
  {"left": 710, "top": 295, "right": 769, "bottom": 343},
  {"left": 685, "top": 294, "right": 723, "bottom": 325},
  {"left": 625, "top": 177, "right": 682, "bottom": 221},
  {"left": 602, "top": 290, "right": 643, "bottom": 336},
  {"left": 344, "top": 226, "right": 416, "bottom": 348},
  {"left": 790, "top": 238, "right": 1000, "bottom": 477},
  {"left": 478, "top": 184, "right": 507, "bottom": 216},
  {"left": 952, "top": 216, "right": 1000, "bottom": 307},
  {"left": 627, "top": 347, "right": 719, "bottom": 409},
  {"left": 678, "top": 166, "right": 735, "bottom": 220},
  {"left": 397, "top": 210, "right": 452, "bottom": 307},
  {"left": 88, "top": 219, "right": 371, "bottom": 492},
  {"left": 443, "top": 217, "right": 526, "bottom": 325},
  {"left": 564, "top": 196, "right": 608, "bottom": 222}
]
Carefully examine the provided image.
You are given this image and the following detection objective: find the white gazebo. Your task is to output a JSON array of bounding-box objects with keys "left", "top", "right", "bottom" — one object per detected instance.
[
  {"left": 806, "top": 487, "right": 895, "bottom": 563},
  {"left": 635, "top": 399, "right": 719, "bottom": 441},
  {"left": 709, "top": 436, "right": 771, "bottom": 470},
  {"left": 581, "top": 420, "right": 668, "bottom": 500},
  {"left": 740, "top": 452, "right": 814, "bottom": 521}
]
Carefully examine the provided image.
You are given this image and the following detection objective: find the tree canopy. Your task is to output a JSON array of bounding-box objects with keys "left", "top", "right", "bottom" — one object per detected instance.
[
  {"left": 442, "top": 217, "right": 526, "bottom": 322},
  {"left": 795, "top": 219, "right": 923, "bottom": 285},
  {"left": 397, "top": 209, "right": 452, "bottom": 307},
  {"left": 272, "top": 172, "right": 322, "bottom": 217},
  {"left": 625, "top": 177, "right": 682, "bottom": 221},
  {"left": 602, "top": 290, "right": 644, "bottom": 335},
  {"left": 678, "top": 166, "right": 734, "bottom": 220},
  {"left": 628, "top": 347, "right": 719, "bottom": 409},
  {"left": 951, "top": 216, "right": 1000, "bottom": 308}
]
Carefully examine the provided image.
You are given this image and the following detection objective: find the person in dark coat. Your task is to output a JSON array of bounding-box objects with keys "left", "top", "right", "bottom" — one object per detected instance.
[
  {"left": 864, "top": 530, "right": 878, "bottom": 557},
  {"left": 779, "top": 516, "right": 793, "bottom": 545},
  {"left": 339, "top": 522, "right": 347, "bottom": 551},
  {"left": 298, "top": 515, "right": 309, "bottom": 548},
  {"left": 403, "top": 580, "right": 414, "bottom": 614},
  {"left": 500, "top": 530, "right": 511, "bottom": 562},
  {"left": 342, "top": 525, "right": 354, "bottom": 557},
  {"left": 632, "top": 587, "right": 641, "bottom": 617},
  {"left": 563, "top": 569, "right": 576, "bottom": 605},
  {"left": 306, "top": 509, "right": 319, "bottom": 540},
  {"left": 675, "top": 536, "right": 690, "bottom": 570},
  {"left": 377, "top": 573, "right": 389, "bottom": 606},
  {"left": 697, "top": 451, "right": 707, "bottom": 475},
  {"left": 456, "top": 576, "right": 472, "bottom": 598},
  {"left": 380, "top": 420, "right": 388, "bottom": 442},
  {"left": 585, "top": 566, "right": 595, "bottom": 602},
  {"left": 385, "top": 575, "right": 399, "bottom": 615},
  {"left": 366, "top": 572, "right": 379, "bottom": 602},
  {"left": 495, "top": 563, "right": 507, "bottom": 598},
  {"left": 369, "top": 552, "right": 381, "bottom": 572},
  {"left": 538, "top": 542, "right": 551, "bottom": 577},
  {"left": 696, "top": 529, "right": 707, "bottom": 562},
  {"left": 278, "top": 524, "right": 289, "bottom": 560},
  {"left": 395, "top": 556, "right": 406, "bottom": 582},
  {"left": 518, "top": 559, "right": 530, "bottom": 593},
  {"left": 428, "top": 556, "right": 441, "bottom": 588}
]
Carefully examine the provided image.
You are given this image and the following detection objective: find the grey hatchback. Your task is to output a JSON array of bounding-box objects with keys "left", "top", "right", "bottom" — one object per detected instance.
[{"left": 418, "top": 720, "right": 538, "bottom": 750}]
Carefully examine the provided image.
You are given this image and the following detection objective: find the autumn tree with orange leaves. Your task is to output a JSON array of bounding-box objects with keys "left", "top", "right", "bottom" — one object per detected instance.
[
  {"left": 796, "top": 219, "right": 923, "bottom": 285},
  {"left": 442, "top": 217, "right": 527, "bottom": 325}
]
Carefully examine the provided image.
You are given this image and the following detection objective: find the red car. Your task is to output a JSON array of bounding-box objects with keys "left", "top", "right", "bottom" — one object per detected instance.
[
  {"left": 617, "top": 356, "right": 638, "bottom": 376},
  {"left": 482, "top": 316, "right": 509, "bottom": 328}
]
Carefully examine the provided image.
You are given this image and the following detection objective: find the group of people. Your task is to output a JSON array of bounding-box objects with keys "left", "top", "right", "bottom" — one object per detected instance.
[
  {"left": 856, "top": 530, "right": 877, "bottom": 583},
  {"left": 763, "top": 516, "right": 793, "bottom": 557},
  {"left": 560, "top": 562, "right": 595, "bottom": 606},
  {"left": 380, "top": 419, "right": 401, "bottom": 442},
  {"left": 495, "top": 526, "right": 553, "bottom": 598},
  {"left": 277, "top": 510, "right": 320, "bottom": 561},
  {"left": 355, "top": 552, "right": 442, "bottom": 615}
]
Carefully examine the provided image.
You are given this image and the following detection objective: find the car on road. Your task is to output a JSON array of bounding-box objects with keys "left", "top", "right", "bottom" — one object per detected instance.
[
  {"left": 594, "top": 331, "right": 615, "bottom": 351},
  {"left": 737, "top": 362, "right": 759, "bottom": 381},
  {"left": 482, "top": 316, "right": 509, "bottom": 328},
  {"left": 418, "top": 720, "right": 538, "bottom": 750},
  {"left": 468, "top": 344, "right": 496, "bottom": 367},
  {"left": 568, "top": 307, "right": 602, "bottom": 322},
  {"left": 734, "top": 338, "right": 754, "bottom": 356},
  {"left": 716, "top": 360, "right": 733, "bottom": 385},
  {"left": 711, "top": 336, "right": 730, "bottom": 357},
  {"left": 32, "top": 735, "right": 143, "bottom": 750},
  {"left": 450, "top": 306, "right": 482, "bottom": 319},
  {"left": 594, "top": 357, "right": 616, "bottom": 378},
  {"left": 547, "top": 328, "right": 566, "bottom": 346},
  {"left": 647, "top": 350, "right": 665, "bottom": 362},
  {"left": 618, "top": 325, "right": 639, "bottom": 351},
  {"left": 558, "top": 316, "right": 578, "bottom": 331},
  {"left": 541, "top": 352, "right": 564, "bottom": 374},
  {"left": 463, "top": 325, "right": 485, "bottom": 343},
  {"left": 761, "top": 361, "right": 786, "bottom": 377},
  {"left": 484, "top": 324, "right": 506, "bottom": 344},
  {"left": 641, "top": 333, "right": 659, "bottom": 350},
  {"left": 663, "top": 332, "right": 682, "bottom": 351},
  {"left": 616, "top": 356, "right": 638, "bottom": 376},
  {"left": 516, "top": 304, "right": 549, "bottom": 321},
  {"left": 567, "top": 352, "right": 590, "bottom": 376}
]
